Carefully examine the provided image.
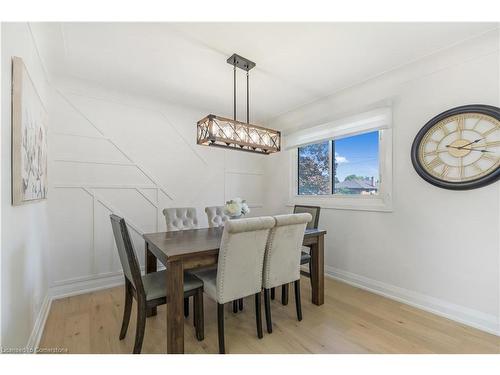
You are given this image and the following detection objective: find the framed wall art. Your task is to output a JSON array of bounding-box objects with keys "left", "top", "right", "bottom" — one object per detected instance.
[{"left": 11, "top": 56, "right": 48, "bottom": 205}]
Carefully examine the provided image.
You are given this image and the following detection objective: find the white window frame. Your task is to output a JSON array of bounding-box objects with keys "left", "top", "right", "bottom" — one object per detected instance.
[{"left": 288, "top": 109, "right": 393, "bottom": 212}]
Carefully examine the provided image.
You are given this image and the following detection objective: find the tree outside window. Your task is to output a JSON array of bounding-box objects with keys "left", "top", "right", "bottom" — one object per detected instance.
[{"left": 298, "top": 131, "right": 379, "bottom": 196}]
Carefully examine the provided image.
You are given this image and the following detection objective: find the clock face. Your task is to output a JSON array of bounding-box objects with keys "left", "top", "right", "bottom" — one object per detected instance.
[{"left": 411, "top": 105, "right": 500, "bottom": 190}]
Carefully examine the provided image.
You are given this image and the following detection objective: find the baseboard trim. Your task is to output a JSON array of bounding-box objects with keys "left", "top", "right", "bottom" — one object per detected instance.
[
  {"left": 325, "top": 266, "right": 500, "bottom": 336},
  {"left": 26, "top": 294, "right": 52, "bottom": 351},
  {"left": 50, "top": 265, "right": 166, "bottom": 300},
  {"left": 50, "top": 273, "right": 125, "bottom": 300}
]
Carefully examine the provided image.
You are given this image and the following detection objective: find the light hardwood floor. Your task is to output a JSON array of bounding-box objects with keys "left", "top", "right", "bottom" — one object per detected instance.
[{"left": 39, "top": 277, "right": 500, "bottom": 354}]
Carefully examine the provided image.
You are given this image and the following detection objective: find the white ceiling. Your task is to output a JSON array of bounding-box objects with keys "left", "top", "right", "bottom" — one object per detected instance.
[{"left": 32, "top": 22, "right": 497, "bottom": 123}]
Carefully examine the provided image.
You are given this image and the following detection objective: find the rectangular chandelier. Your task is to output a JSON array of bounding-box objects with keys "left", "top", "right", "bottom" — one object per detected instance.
[
  {"left": 196, "top": 54, "right": 281, "bottom": 155},
  {"left": 197, "top": 114, "right": 281, "bottom": 154}
]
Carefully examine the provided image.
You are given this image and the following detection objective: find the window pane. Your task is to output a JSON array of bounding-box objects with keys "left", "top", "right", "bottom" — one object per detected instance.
[
  {"left": 334, "top": 131, "right": 379, "bottom": 195},
  {"left": 298, "top": 141, "right": 331, "bottom": 195}
]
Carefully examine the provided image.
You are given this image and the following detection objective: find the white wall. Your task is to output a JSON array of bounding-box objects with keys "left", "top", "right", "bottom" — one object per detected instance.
[
  {"left": 265, "top": 28, "right": 500, "bottom": 334},
  {"left": 47, "top": 77, "right": 267, "bottom": 295},
  {"left": 1, "top": 23, "right": 50, "bottom": 349}
]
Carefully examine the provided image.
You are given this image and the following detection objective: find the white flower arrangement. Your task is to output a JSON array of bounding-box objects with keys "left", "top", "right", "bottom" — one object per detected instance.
[{"left": 224, "top": 197, "right": 250, "bottom": 218}]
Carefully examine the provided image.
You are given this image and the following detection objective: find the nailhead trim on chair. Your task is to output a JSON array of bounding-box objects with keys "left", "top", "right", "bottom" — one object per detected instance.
[{"left": 216, "top": 217, "right": 275, "bottom": 303}]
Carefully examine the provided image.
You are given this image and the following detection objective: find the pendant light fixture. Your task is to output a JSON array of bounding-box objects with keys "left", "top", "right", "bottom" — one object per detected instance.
[{"left": 197, "top": 54, "right": 281, "bottom": 154}]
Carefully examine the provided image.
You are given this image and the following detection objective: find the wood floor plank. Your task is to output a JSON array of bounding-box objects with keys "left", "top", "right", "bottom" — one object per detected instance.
[{"left": 39, "top": 277, "right": 500, "bottom": 354}]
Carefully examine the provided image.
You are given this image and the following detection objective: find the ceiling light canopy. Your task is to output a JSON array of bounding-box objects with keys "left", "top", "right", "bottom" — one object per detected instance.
[{"left": 196, "top": 54, "right": 281, "bottom": 154}]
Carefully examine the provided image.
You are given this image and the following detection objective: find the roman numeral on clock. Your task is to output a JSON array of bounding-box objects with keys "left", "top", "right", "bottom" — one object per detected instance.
[
  {"left": 482, "top": 127, "right": 498, "bottom": 137},
  {"left": 439, "top": 165, "right": 450, "bottom": 178},
  {"left": 485, "top": 140, "right": 500, "bottom": 148},
  {"left": 456, "top": 116, "right": 465, "bottom": 134},
  {"left": 427, "top": 157, "right": 444, "bottom": 170}
]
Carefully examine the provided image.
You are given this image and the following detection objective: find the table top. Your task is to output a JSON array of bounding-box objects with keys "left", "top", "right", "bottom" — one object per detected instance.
[{"left": 143, "top": 227, "right": 326, "bottom": 264}]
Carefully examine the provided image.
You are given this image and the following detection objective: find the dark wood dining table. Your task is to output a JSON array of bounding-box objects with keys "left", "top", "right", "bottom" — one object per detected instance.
[{"left": 143, "top": 227, "right": 326, "bottom": 354}]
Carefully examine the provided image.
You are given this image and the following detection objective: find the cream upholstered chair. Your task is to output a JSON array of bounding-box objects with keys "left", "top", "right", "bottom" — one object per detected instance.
[
  {"left": 205, "top": 206, "right": 229, "bottom": 228},
  {"left": 205, "top": 206, "right": 241, "bottom": 312},
  {"left": 191, "top": 216, "right": 275, "bottom": 354},
  {"left": 110, "top": 214, "right": 204, "bottom": 353},
  {"left": 271, "top": 205, "right": 321, "bottom": 302},
  {"left": 162, "top": 207, "right": 198, "bottom": 231},
  {"left": 262, "top": 213, "right": 312, "bottom": 333}
]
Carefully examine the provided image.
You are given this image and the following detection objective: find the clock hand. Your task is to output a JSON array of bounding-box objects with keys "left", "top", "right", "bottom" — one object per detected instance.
[
  {"left": 445, "top": 145, "right": 493, "bottom": 153},
  {"left": 461, "top": 139, "right": 483, "bottom": 148},
  {"left": 446, "top": 138, "right": 483, "bottom": 149}
]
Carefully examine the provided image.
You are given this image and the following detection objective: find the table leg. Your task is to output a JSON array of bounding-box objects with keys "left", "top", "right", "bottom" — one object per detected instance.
[
  {"left": 145, "top": 242, "right": 157, "bottom": 317},
  {"left": 310, "top": 234, "right": 324, "bottom": 306},
  {"left": 166, "top": 260, "right": 184, "bottom": 354}
]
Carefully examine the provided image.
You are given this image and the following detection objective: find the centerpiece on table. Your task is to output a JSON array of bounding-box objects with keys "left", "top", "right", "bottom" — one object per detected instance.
[{"left": 224, "top": 197, "right": 250, "bottom": 219}]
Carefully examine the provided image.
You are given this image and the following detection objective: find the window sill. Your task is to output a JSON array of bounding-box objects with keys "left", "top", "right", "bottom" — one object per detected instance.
[{"left": 288, "top": 194, "right": 393, "bottom": 212}]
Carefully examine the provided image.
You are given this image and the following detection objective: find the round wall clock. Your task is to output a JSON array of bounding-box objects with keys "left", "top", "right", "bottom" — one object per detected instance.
[{"left": 411, "top": 104, "right": 500, "bottom": 190}]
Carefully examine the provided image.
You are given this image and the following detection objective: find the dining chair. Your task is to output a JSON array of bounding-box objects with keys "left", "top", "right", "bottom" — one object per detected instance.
[
  {"left": 205, "top": 206, "right": 230, "bottom": 228},
  {"left": 262, "top": 213, "right": 312, "bottom": 333},
  {"left": 162, "top": 207, "right": 199, "bottom": 318},
  {"left": 205, "top": 206, "right": 246, "bottom": 313},
  {"left": 162, "top": 207, "right": 199, "bottom": 231},
  {"left": 191, "top": 216, "right": 275, "bottom": 354},
  {"left": 271, "top": 205, "right": 321, "bottom": 301},
  {"left": 110, "top": 214, "right": 204, "bottom": 353}
]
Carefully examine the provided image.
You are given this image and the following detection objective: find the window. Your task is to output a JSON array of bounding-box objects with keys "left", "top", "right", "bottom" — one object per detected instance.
[
  {"left": 289, "top": 107, "right": 392, "bottom": 211},
  {"left": 298, "top": 131, "right": 379, "bottom": 196}
]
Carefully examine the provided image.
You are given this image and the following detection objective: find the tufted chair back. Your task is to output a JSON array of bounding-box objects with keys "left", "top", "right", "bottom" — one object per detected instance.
[
  {"left": 262, "top": 213, "right": 312, "bottom": 289},
  {"left": 215, "top": 216, "right": 275, "bottom": 304},
  {"left": 205, "top": 206, "right": 230, "bottom": 228},
  {"left": 162, "top": 207, "right": 199, "bottom": 232}
]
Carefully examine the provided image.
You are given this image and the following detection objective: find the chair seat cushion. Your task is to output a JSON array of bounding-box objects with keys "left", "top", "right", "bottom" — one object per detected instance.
[
  {"left": 188, "top": 267, "right": 218, "bottom": 302},
  {"left": 142, "top": 270, "right": 203, "bottom": 301},
  {"left": 300, "top": 246, "right": 311, "bottom": 265}
]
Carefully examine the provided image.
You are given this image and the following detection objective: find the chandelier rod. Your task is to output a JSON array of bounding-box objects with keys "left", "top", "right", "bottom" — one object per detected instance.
[
  {"left": 246, "top": 71, "right": 249, "bottom": 124},
  {"left": 233, "top": 63, "right": 236, "bottom": 121}
]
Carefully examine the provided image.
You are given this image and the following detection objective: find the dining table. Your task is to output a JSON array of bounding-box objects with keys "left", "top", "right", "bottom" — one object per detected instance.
[{"left": 142, "top": 226, "right": 326, "bottom": 354}]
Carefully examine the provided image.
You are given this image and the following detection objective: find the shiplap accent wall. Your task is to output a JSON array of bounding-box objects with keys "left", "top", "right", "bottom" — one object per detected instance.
[{"left": 48, "top": 83, "right": 266, "bottom": 291}]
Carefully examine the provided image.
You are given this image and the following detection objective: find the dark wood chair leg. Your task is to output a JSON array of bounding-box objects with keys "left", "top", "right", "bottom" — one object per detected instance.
[
  {"left": 119, "top": 279, "right": 133, "bottom": 340},
  {"left": 281, "top": 283, "right": 289, "bottom": 305},
  {"left": 193, "top": 299, "right": 196, "bottom": 327},
  {"left": 184, "top": 297, "right": 189, "bottom": 318},
  {"left": 271, "top": 287, "right": 275, "bottom": 300},
  {"left": 133, "top": 299, "right": 147, "bottom": 354},
  {"left": 309, "top": 261, "right": 313, "bottom": 288},
  {"left": 263, "top": 288, "right": 272, "bottom": 333},
  {"left": 238, "top": 298, "right": 243, "bottom": 311},
  {"left": 294, "top": 279, "right": 302, "bottom": 321},
  {"left": 194, "top": 289, "right": 204, "bottom": 341},
  {"left": 255, "top": 292, "right": 263, "bottom": 339},
  {"left": 233, "top": 300, "right": 238, "bottom": 313},
  {"left": 217, "top": 303, "right": 225, "bottom": 354}
]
